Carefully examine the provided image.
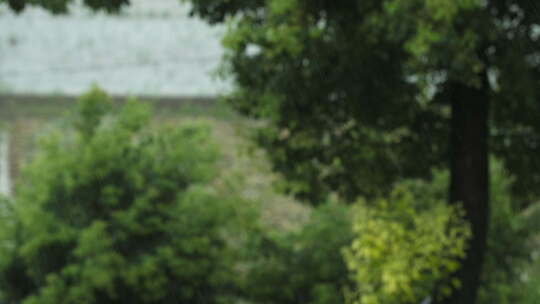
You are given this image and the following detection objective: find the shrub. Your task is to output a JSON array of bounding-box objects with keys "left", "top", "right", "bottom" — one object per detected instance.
[
  {"left": 370, "top": 161, "right": 534, "bottom": 304},
  {"left": 476, "top": 159, "right": 531, "bottom": 304},
  {"left": 0, "top": 88, "right": 246, "bottom": 304},
  {"left": 343, "top": 184, "right": 471, "bottom": 304},
  {"left": 241, "top": 203, "right": 353, "bottom": 304},
  {"left": 400, "top": 161, "right": 533, "bottom": 304}
]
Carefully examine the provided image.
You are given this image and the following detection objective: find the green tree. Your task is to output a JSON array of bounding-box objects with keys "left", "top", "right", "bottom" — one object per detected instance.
[
  {"left": 6, "top": 1, "right": 540, "bottom": 303},
  {"left": 183, "top": 1, "right": 540, "bottom": 303},
  {"left": 341, "top": 159, "right": 533, "bottom": 304},
  {"left": 394, "top": 161, "right": 534, "bottom": 304},
  {"left": 0, "top": 89, "right": 247, "bottom": 304}
]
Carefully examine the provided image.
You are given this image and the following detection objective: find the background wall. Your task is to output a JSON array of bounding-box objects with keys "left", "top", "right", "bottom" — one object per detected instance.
[{"left": 0, "top": 0, "right": 227, "bottom": 96}]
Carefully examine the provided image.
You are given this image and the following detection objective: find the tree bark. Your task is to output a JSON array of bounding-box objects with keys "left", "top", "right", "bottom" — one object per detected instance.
[{"left": 442, "top": 78, "right": 490, "bottom": 304}]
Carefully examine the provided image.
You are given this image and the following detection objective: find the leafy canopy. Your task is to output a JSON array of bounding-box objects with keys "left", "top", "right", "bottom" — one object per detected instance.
[
  {"left": 0, "top": 88, "right": 248, "bottom": 304},
  {"left": 183, "top": 0, "right": 540, "bottom": 207}
]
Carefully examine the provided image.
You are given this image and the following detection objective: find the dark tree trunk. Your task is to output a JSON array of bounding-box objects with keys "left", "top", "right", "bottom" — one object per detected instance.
[{"left": 442, "top": 78, "right": 490, "bottom": 304}]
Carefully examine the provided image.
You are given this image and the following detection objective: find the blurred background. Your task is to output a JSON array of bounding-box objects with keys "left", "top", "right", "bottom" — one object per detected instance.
[{"left": 1, "top": 1, "right": 540, "bottom": 304}]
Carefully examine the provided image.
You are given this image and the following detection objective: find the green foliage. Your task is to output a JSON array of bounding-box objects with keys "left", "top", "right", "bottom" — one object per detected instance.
[
  {"left": 184, "top": 0, "right": 264, "bottom": 24},
  {"left": 1, "top": 0, "right": 128, "bottom": 14},
  {"left": 0, "top": 88, "right": 247, "bottom": 304},
  {"left": 73, "top": 87, "right": 113, "bottom": 139},
  {"left": 520, "top": 256, "right": 540, "bottom": 304},
  {"left": 476, "top": 160, "right": 531, "bottom": 304},
  {"left": 343, "top": 185, "right": 470, "bottom": 304},
  {"left": 181, "top": 0, "right": 540, "bottom": 211},
  {"left": 186, "top": 0, "right": 459, "bottom": 204},
  {"left": 387, "top": 160, "right": 534, "bottom": 304},
  {"left": 0, "top": 195, "right": 15, "bottom": 264},
  {"left": 6, "top": 1, "right": 540, "bottom": 302},
  {"left": 241, "top": 203, "right": 353, "bottom": 304},
  {"left": 402, "top": 160, "right": 535, "bottom": 304},
  {"left": 518, "top": 199, "right": 540, "bottom": 303}
]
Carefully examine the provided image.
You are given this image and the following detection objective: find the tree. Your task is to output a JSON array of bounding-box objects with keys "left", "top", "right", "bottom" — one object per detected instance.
[
  {"left": 6, "top": 0, "right": 540, "bottom": 303},
  {"left": 0, "top": 89, "right": 247, "bottom": 303},
  {"left": 185, "top": 1, "right": 540, "bottom": 303}
]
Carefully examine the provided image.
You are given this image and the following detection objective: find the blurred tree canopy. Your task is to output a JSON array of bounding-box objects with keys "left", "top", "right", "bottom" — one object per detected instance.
[
  {"left": 6, "top": 0, "right": 540, "bottom": 303},
  {"left": 183, "top": 1, "right": 540, "bottom": 303},
  {"left": 0, "top": 89, "right": 251, "bottom": 304}
]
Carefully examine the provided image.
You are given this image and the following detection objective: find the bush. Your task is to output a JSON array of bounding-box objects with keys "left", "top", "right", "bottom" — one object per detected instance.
[
  {"left": 400, "top": 161, "right": 533, "bottom": 304},
  {"left": 241, "top": 203, "right": 353, "bottom": 304},
  {"left": 235, "top": 159, "right": 531, "bottom": 304},
  {"left": 370, "top": 161, "right": 534, "bottom": 304},
  {"left": 476, "top": 159, "right": 531, "bottom": 304},
  {"left": 0, "top": 89, "right": 247, "bottom": 304},
  {"left": 343, "top": 183, "right": 471, "bottom": 304}
]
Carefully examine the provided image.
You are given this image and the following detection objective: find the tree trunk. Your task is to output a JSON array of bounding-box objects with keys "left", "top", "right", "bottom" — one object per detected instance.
[{"left": 442, "top": 78, "right": 490, "bottom": 304}]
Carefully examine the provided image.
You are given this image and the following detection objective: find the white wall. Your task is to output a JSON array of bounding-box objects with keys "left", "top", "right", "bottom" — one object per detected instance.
[{"left": 0, "top": 0, "right": 228, "bottom": 96}]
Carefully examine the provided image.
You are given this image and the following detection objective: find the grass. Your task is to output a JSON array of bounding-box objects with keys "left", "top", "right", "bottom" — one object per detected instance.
[{"left": 0, "top": 95, "right": 310, "bottom": 231}]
